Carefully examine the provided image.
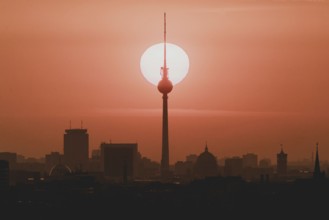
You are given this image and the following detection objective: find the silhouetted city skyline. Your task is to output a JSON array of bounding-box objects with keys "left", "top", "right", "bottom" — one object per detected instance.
[{"left": 0, "top": 126, "right": 326, "bottom": 183}]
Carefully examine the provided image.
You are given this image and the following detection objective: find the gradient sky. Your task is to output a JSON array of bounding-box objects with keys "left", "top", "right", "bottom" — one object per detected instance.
[{"left": 1, "top": 0, "right": 329, "bottom": 164}]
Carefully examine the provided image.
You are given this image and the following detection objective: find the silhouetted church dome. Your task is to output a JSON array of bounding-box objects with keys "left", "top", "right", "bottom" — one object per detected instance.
[
  {"left": 194, "top": 145, "right": 218, "bottom": 178},
  {"left": 49, "top": 164, "right": 72, "bottom": 177}
]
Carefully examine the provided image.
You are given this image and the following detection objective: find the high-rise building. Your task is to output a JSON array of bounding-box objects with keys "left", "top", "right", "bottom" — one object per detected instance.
[
  {"left": 64, "top": 128, "right": 89, "bottom": 172},
  {"left": 100, "top": 143, "right": 138, "bottom": 182},
  {"left": 277, "top": 146, "right": 287, "bottom": 175}
]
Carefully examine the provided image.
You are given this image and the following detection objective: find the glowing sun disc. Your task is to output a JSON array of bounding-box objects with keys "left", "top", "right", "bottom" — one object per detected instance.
[{"left": 140, "top": 43, "right": 189, "bottom": 86}]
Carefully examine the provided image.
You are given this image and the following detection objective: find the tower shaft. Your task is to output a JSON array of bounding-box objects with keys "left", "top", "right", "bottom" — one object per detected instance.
[{"left": 161, "top": 93, "right": 169, "bottom": 177}]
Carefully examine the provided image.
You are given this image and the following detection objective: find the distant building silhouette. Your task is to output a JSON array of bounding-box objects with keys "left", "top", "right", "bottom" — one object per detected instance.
[
  {"left": 313, "top": 142, "right": 325, "bottom": 179},
  {"left": 241, "top": 153, "right": 258, "bottom": 181},
  {"left": 101, "top": 143, "right": 138, "bottom": 182},
  {"left": 258, "top": 158, "right": 273, "bottom": 180},
  {"left": 91, "top": 149, "right": 101, "bottom": 160},
  {"left": 0, "top": 152, "right": 17, "bottom": 169},
  {"left": 0, "top": 160, "right": 9, "bottom": 190},
  {"left": 45, "top": 152, "right": 63, "bottom": 174},
  {"left": 277, "top": 145, "right": 287, "bottom": 175},
  {"left": 135, "top": 155, "right": 160, "bottom": 179},
  {"left": 64, "top": 128, "right": 89, "bottom": 172},
  {"left": 242, "top": 153, "right": 258, "bottom": 168},
  {"left": 224, "top": 157, "right": 243, "bottom": 176},
  {"left": 259, "top": 158, "right": 271, "bottom": 168},
  {"left": 174, "top": 160, "right": 194, "bottom": 178},
  {"left": 88, "top": 149, "right": 101, "bottom": 172},
  {"left": 194, "top": 144, "right": 218, "bottom": 179},
  {"left": 186, "top": 154, "right": 198, "bottom": 163}
]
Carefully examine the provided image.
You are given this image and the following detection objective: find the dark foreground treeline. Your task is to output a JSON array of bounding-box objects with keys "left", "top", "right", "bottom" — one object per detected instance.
[{"left": 1, "top": 176, "right": 328, "bottom": 219}]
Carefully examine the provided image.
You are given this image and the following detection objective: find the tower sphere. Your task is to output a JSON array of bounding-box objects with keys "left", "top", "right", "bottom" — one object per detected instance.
[{"left": 157, "top": 77, "right": 173, "bottom": 94}]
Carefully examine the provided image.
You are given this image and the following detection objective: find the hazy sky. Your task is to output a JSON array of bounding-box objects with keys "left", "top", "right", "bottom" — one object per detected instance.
[{"left": 1, "top": 0, "right": 329, "bottom": 163}]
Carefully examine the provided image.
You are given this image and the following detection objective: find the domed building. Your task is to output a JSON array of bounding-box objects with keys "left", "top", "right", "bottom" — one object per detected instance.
[{"left": 193, "top": 144, "right": 219, "bottom": 179}]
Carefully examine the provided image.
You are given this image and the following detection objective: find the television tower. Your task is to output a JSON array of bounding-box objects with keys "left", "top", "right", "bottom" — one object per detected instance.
[{"left": 158, "top": 12, "right": 173, "bottom": 178}]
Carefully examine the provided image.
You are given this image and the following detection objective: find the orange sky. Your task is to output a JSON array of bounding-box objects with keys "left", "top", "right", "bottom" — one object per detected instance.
[{"left": 1, "top": 0, "right": 329, "bottom": 164}]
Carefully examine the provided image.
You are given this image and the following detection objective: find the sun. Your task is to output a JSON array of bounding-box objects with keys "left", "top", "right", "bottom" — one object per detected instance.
[{"left": 140, "top": 43, "right": 189, "bottom": 86}]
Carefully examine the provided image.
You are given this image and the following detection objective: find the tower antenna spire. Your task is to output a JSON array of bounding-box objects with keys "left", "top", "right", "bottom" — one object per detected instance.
[{"left": 163, "top": 12, "right": 167, "bottom": 78}]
